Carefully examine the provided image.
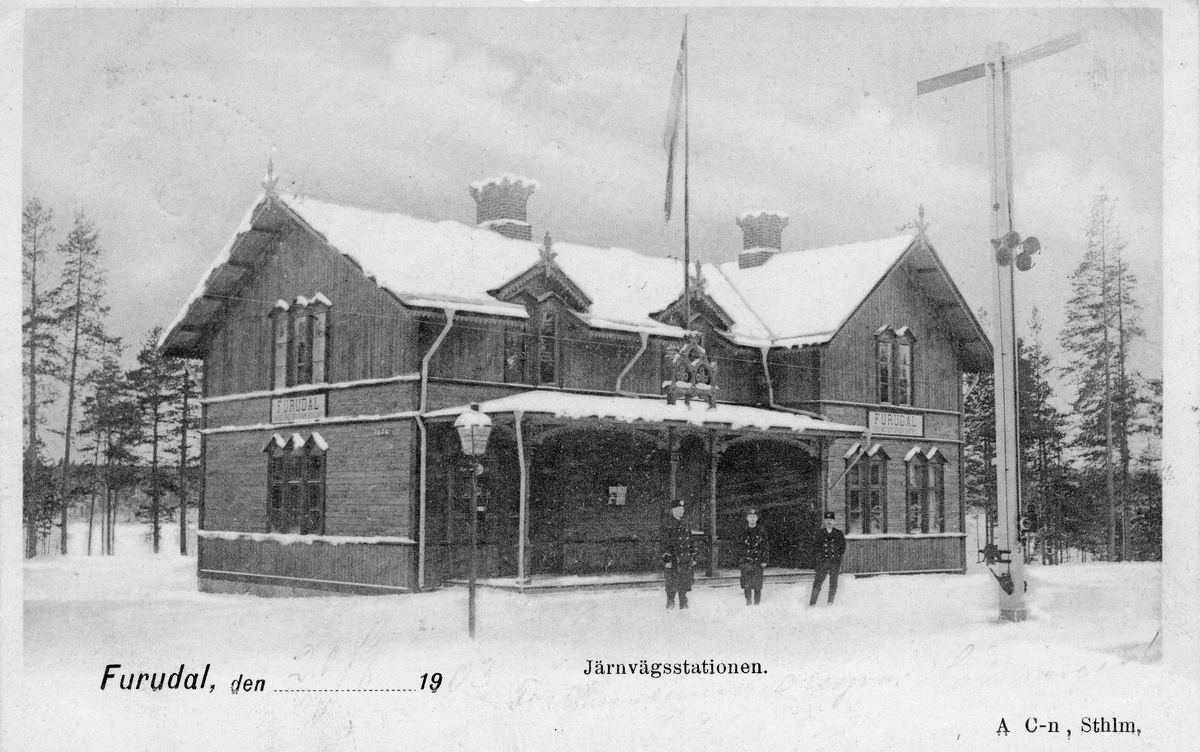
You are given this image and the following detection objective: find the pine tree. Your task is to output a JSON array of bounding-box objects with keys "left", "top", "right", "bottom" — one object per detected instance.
[
  {"left": 1017, "top": 309, "right": 1068, "bottom": 563},
  {"left": 127, "top": 327, "right": 180, "bottom": 554},
  {"left": 79, "top": 341, "right": 132, "bottom": 556},
  {"left": 23, "top": 199, "right": 66, "bottom": 557},
  {"left": 53, "top": 211, "right": 117, "bottom": 555},
  {"left": 164, "top": 359, "right": 201, "bottom": 555},
  {"left": 1058, "top": 192, "right": 1145, "bottom": 560}
]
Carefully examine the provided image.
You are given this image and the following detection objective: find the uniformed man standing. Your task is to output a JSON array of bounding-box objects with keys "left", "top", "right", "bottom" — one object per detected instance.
[
  {"left": 662, "top": 499, "right": 696, "bottom": 609},
  {"left": 809, "top": 511, "right": 847, "bottom": 606},
  {"left": 739, "top": 507, "right": 770, "bottom": 606}
]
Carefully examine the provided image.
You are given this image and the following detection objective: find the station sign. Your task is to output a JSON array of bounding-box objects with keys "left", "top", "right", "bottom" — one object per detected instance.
[
  {"left": 868, "top": 411, "right": 923, "bottom": 437},
  {"left": 272, "top": 393, "right": 326, "bottom": 424}
]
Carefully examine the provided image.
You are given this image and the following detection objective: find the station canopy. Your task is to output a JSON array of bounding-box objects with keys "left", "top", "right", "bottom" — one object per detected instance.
[{"left": 425, "top": 390, "right": 865, "bottom": 438}]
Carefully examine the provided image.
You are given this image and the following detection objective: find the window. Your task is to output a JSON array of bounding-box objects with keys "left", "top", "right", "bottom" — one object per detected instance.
[
  {"left": 875, "top": 326, "right": 916, "bottom": 406},
  {"left": 928, "top": 449, "right": 947, "bottom": 533},
  {"left": 265, "top": 433, "right": 326, "bottom": 535},
  {"left": 270, "top": 294, "right": 330, "bottom": 389},
  {"left": 845, "top": 461, "right": 862, "bottom": 533},
  {"left": 876, "top": 340, "right": 892, "bottom": 404},
  {"left": 503, "top": 325, "right": 527, "bottom": 384},
  {"left": 847, "top": 444, "right": 888, "bottom": 534},
  {"left": 536, "top": 307, "right": 560, "bottom": 386},
  {"left": 866, "top": 452, "right": 888, "bottom": 533},
  {"left": 905, "top": 450, "right": 928, "bottom": 533},
  {"left": 608, "top": 485, "right": 627, "bottom": 506}
]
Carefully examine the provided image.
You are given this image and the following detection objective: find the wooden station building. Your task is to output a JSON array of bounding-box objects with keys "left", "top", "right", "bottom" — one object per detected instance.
[{"left": 159, "top": 173, "right": 991, "bottom": 595}]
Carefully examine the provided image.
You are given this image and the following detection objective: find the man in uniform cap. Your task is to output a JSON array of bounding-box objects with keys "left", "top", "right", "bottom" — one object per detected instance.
[
  {"left": 662, "top": 499, "right": 696, "bottom": 609},
  {"left": 809, "top": 511, "right": 846, "bottom": 606},
  {"left": 738, "top": 507, "right": 770, "bottom": 605}
]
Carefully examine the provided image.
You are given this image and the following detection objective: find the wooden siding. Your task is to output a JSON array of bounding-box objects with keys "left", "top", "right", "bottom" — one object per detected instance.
[
  {"left": 205, "top": 382, "right": 416, "bottom": 429},
  {"left": 204, "top": 420, "right": 415, "bottom": 537},
  {"left": 823, "top": 432, "right": 963, "bottom": 536},
  {"left": 821, "top": 254, "right": 962, "bottom": 411},
  {"left": 772, "top": 347, "right": 820, "bottom": 405},
  {"left": 841, "top": 535, "right": 965, "bottom": 574},
  {"left": 204, "top": 220, "right": 420, "bottom": 399},
  {"left": 199, "top": 535, "right": 415, "bottom": 590}
]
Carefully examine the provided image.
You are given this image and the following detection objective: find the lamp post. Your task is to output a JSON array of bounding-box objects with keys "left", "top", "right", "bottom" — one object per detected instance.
[{"left": 453, "top": 403, "right": 492, "bottom": 638}]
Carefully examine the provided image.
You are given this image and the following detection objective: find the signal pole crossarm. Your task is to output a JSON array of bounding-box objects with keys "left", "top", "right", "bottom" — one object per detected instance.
[{"left": 915, "top": 30, "right": 1086, "bottom": 623}]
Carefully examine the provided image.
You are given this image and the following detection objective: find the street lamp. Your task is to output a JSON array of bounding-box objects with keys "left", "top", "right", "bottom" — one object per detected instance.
[{"left": 453, "top": 403, "right": 492, "bottom": 638}]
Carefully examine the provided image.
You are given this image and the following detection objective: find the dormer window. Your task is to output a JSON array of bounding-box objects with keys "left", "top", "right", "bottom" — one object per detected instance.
[
  {"left": 270, "top": 295, "right": 330, "bottom": 389},
  {"left": 875, "top": 325, "right": 915, "bottom": 406},
  {"left": 536, "top": 306, "right": 560, "bottom": 386}
]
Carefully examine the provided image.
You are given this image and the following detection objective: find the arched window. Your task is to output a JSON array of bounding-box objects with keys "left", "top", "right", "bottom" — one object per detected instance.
[{"left": 264, "top": 433, "right": 327, "bottom": 535}]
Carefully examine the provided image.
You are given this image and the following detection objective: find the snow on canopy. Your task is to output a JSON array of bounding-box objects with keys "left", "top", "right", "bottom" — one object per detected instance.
[
  {"left": 159, "top": 189, "right": 923, "bottom": 355},
  {"left": 426, "top": 390, "right": 865, "bottom": 436}
]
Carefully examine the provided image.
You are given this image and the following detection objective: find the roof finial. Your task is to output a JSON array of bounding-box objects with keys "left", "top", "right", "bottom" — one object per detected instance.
[
  {"left": 262, "top": 157, "right": 279, "bottom": 198},
  {"left": 539, "top": 230, "right": 557, "bottom": 264},
  {"left": 896, "top": 204, "right": 930, "bottom": 238},
  {"left": 690, "top": 261, "right": 707, "bottom": 299}
]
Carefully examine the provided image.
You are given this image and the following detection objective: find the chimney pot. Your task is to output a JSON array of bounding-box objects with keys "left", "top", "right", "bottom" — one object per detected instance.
[{"left": 469, "top": 174, "right": 539, "bottom": 241}]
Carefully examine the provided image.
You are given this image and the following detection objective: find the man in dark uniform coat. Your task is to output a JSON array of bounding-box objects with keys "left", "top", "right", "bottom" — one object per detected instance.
[
  {"left": 739, "top": 507, "right": 770, "bottom": 606},
  {"left": 809, "top": 511, "right": 847, "bottom": 606},
  {"left": 662, "top": 499, "right": 696, "bottom": 609}
]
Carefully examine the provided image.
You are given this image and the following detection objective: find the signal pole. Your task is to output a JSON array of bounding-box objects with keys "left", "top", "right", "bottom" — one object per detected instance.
[{"left": 918, "top": 32, "right": 1085, "bottom": 622}]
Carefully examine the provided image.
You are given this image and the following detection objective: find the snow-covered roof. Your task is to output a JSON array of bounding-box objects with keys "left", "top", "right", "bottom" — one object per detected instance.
[
  {"left": 712, "top": 235, "right": 915, "bottom": 346},
  {"left": 159, "top": 190, "right": 988, "bottom": 369},
  {"left": 425, "top": 390, "right": 865, "bottom": 436}
]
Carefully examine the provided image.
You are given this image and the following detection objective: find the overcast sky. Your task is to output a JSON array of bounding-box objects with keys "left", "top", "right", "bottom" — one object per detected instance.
[{"left": 22, "top": 5, "right": 1164, "bottom": 399}]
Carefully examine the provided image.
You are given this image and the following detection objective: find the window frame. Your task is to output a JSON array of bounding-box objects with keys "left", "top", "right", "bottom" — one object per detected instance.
[
  {"left": 269, "top": 296, "right": 331, "bottom": 390},
  {"left": 875, "top": 326, "right": 917, "bottom": 407},
  {"left": 265, "top": 435, "right": 327, "bottom": 536},
  {"left": 844, "top": 459, "right": 863, "bottom": 534},
  {"left": 905, "top": 451, "right": 928, "bottom": 534},
  {"left": 536, "top": 305, "right": 561, "bottom": 387},
  {"left": 928, "top": 449, "right": 947, "bottom": 533}
]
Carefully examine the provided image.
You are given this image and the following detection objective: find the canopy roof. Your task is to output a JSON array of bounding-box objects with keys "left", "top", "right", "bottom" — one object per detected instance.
[{"left": 425, "top": 390, "right": 865, "bottom": 437}]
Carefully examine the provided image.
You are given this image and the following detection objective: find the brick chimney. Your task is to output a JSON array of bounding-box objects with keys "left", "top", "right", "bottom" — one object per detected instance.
[
  {"left": 468, "top": 174, "right": 539, "bottom": 241},
  {"left": 736, "top": 210, "right": 789, "bottom": 269}
]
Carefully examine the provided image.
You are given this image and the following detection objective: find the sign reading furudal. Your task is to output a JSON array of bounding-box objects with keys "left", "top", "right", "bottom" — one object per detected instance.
[
  {"left": 272, "top": 393, "right": 326, "bottom": 424},
  {"left": 868, "top": 411, "right": 923, "bottom": 437}
]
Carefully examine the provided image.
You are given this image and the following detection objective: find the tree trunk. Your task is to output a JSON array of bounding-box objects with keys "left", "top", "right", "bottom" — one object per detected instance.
[
  {"left": 180, "top": 368, "right": 189, "bottom": 555},
  {"left": 58, "top": 268, "right": 85, "bottom": 555},
  {"left": 151, "top": 413, "right": 160, "bottom": 554},
  {"left": 87, "top": 437, "right": 99, "bottom": 555}
]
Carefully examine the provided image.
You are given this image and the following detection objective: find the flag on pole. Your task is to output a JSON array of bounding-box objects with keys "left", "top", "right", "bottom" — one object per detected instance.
[{"left": 663, "top": 26, "right": 687, "bottom": 221}]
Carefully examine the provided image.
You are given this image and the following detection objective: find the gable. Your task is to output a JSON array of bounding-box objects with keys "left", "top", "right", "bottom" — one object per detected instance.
[{"left": 489, "top": 259, "right": 593, "bottom": 312}]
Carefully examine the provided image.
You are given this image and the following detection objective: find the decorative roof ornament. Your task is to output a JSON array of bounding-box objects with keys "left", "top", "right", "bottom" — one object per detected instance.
[
  {"left": 262, "top": 157, "right": 279, "bottom": 199},
  {"left": 689, "top": 261, "right": 707, "bottom": 299},
  {"left": 539, "top": 230, "right": 557, "bottom": 264},
  {"left": 897, "top": 204, "right": 930, "bottom": 241}
]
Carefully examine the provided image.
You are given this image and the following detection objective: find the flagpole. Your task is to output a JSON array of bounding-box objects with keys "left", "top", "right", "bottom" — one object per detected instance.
[{"left": 682, "top": 15, "right": 691, "bottom": 329}]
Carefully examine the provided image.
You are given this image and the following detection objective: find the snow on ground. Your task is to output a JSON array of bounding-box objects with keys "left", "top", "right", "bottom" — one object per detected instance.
[{"left": 14, "top": 526, "right": 1196, "bottom": 752}]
